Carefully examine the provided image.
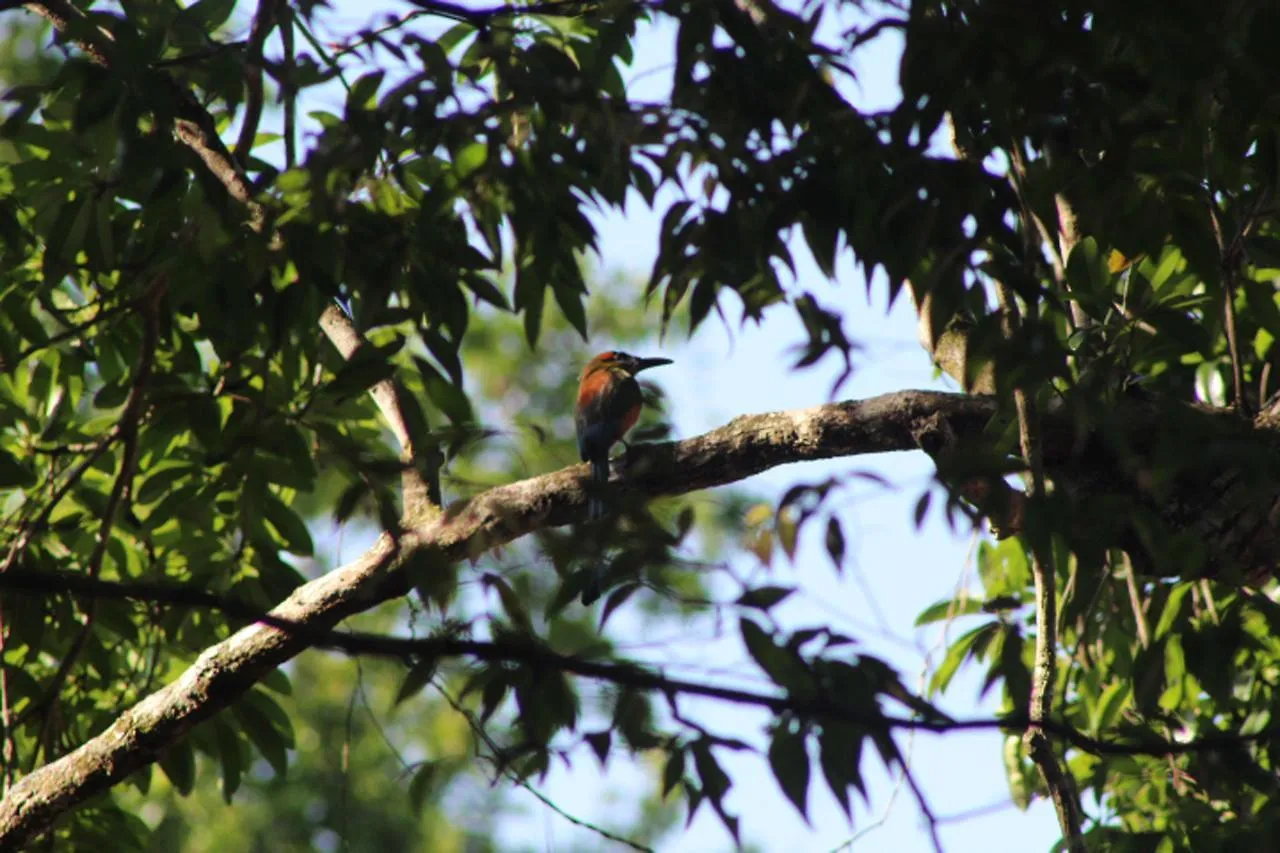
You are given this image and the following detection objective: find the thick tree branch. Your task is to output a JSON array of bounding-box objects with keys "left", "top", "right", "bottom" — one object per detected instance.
[
  {"left": 0, "top": 532, "right": 407, "bottom": 849},
  {"left": 0, "top": 390, "right": 991, "bottom": 846},
  {"left": 1, "top": 566, "right": 1276, "bottom": 760},
  {"left": 5, "top": 387, "right": 1280, "bottom": 843}
]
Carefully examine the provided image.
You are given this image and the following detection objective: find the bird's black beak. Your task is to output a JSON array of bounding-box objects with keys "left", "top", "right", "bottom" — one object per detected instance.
[{"left": 631, "top": 356, "right": 673, "bottom": 374}]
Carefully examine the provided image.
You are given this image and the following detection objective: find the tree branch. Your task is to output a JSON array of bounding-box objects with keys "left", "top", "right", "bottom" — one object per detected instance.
[
  {"left": 233, "top": 0, "right": 282, "bottom": 165},
  {"left": 21, "top": 291, "right": 160, "bottom": 768},
  {"left": 18, "top": 1, "right": 444, "bottom": 512},
  {"left": 0, "top": 390, "right": 987, "bottom": 846},
  {"left": 0, "top": 566, "right": 1275, "bottom": 758},
  {"left": 2, "top": 386, "right": 1279, "bottom": 844},
  {"left": 997, "top": 284, "right": 1085, "bottom": 849},
  {"left": 318, "top": 305, "right": 442, "bottom": 513}
]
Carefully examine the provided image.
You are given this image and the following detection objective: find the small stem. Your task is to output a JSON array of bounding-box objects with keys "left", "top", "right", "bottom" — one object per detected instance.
[
  {"left": 280, "top": 4, "right": 297, "bottom": 169},
  {"left": 1123, "top": 554, "right": 1150, "bottom": 649},
  {"left": 234, "top": 0, "right": 281, "bottom": 164},
  {"left": 996, "top": 281, "right": 1085, "bottom": 850},
  {"left": 0, "top": 603, "right": 16, "bottom": 791}
]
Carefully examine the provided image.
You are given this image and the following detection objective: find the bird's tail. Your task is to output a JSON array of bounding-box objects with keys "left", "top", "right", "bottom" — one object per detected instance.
[
  {"left": 588, "top": 456, "right": 608, "bottom": 522},
  {"left": 582, "top": 456, "right": 609, "bottom": 604}
]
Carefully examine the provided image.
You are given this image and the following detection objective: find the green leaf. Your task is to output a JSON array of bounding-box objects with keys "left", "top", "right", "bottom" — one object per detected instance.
[
  {"left": 323, "top": 343, "right": 399, "bottom": 400},
  {"left": 259, "top": 667, "right": 292, "bottom": 696},
  {"left": 158, "top": 740, "right": 196, "bottom": 796},
  {"left": 552, "top": 279, "right": 589, "bottom": 340},
  {"left": 824, "top": 516, "right": 845, "bottom": 573},
  {"left": 978, "top": 538, "right": 1030, "bottom": 597},
  {"left": 0, "top": 448, "right": 34, "bottom": 487},
  {"left": 263, "top": 492, "right": 315, "bottom": 556},
  {"left": 1065, "top": 236, "right": 1111, "bottom": 316},
  {"left": 662, "top": 746, "right": 686, "bottom": 798},
  {"left": 914, "top": 597, "right": 984, "bottom": 626},
  {"left": 415, "top": 356, "right": 474, "bottom": 425},
  {"left": 819, "top": 721, "right": 865, "bottom": 818},
  {"left": 929, "top": 621, "right": 1000, "bottom": 695},
  {"left": 176, "top": 0, "right": 237, "bottom": 31},
  {"left": 1090, "top": 680, "right": 1130, "bottom": 736},
  {"left": 234, "top": 697, "right": 290, "bottom": 777},
  {"left": 599, "top": 581, "right": 641, "bottom": 628},
  {"left": 1153, "top": 584, "right": 1192, "bottom": 640},
  {"left": 461, "top": 273, "right": 509, "bottom": 310},
  {"left": 768, "top": 725, "right": 811, "bottom": 822},
  {"left": 453, "top": 141, "right": 488, "bottom": 178},
  {"left": 584, "top": 730, "right": 611, "bottom": 767},
  {"left": 1162, "top": 635, "right": 1186, "bottom": 707},
  {"left": 214, "top": 720, "right": 243, "bottom": 803},
  {"left": 740, "top": 618, "right": 811, "bottom": 694},
  {"left": 482, "top": 573, "right": 532, "bottom": 631},
  {"left": 1003, "top": 734, "right": 1034, "bottom": 810},
  {"left": 395, "top": 660, "right": 438, "bottom": 707},
  {"left": 408, "top": 762, "right": 439, "bottom": 810},
  {"left": 136, "top": 460, "right": 196, "bottom": 505},
  {"left": 612, "top": 688, "right": 655, "bottom": 751},
  {"left": 347, "top": 70, "right": 386, "bottom": 113},
  {"left": 691, "top": 741, "right": 739, "bottom": 842},
  {"left": 736, "top": 585, "right": 795, "bottom": 611}
]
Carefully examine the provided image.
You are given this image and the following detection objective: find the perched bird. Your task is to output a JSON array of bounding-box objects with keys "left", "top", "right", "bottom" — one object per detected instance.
[{"left": 575, "top": 350, "right": 672, "bottom": 603}]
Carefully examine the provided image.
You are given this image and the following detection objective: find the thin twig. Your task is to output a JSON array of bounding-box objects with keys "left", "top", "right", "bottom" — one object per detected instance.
[
  {"left": 329, "top": 10, "right": 434, "bottom": 63},
  {"left": 0, "top": 420, "right": 122, "bottom": 581},
  {"left": 22, "top": 291, "right": 159, "bottom": 765},
  {"left": 433, "top": 679, "right": 655, "bottom": 853},
  {"left": 318, "top": 305, "right": 442, "bottom": 511},
  {"left": 0, "top": 603, "right": 15, "bottom": 791},
  {"left": 280, "top": 4, "right": 297, "bottom": 169},
  {"left": 1122, "top": 554, "right": 1150, "bottom": 649},
  {"left": 1008, "top": 145, "right": 1068, "bottom": 298},
  {"left": 3, "top": 565, "right": 1277, "bottom": 761},
  {"left": 234, "top": 0, "right": 281, "bottom": 164},
  {"left": 896, "top": 754, "right": 943, "bottom": 853},
  {"left": 7, "top": 299, "right": 135, "bottom": 370},
  {"left": 995, "top": 281, "right": 1085, "bottom": 849},
  {"left": 1208, "top": 202, "right": 1250, "bottom": 417}
]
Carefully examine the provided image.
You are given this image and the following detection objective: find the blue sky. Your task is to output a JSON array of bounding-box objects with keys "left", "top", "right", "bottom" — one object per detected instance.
[{"left": 297, "top": 2, "right": 1064, "bottom": 850}]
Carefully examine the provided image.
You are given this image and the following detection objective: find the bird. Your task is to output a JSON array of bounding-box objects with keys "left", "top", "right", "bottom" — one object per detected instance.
[{"left": 575, "top": 350, "right": 672, "bottom": 604}]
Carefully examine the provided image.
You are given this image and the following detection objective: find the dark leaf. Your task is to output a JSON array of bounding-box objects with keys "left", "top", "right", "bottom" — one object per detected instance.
[{"left": 768, "top": 724, "right": 811, "bottom": 822}]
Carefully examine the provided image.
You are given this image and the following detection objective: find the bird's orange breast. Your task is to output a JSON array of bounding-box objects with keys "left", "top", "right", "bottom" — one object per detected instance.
[{"left": 576, "top": 367, "right": 616, "bottom": 410}]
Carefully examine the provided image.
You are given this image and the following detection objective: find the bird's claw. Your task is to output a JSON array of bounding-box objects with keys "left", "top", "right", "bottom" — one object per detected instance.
[{"left": 613, "top": 440, "right": 634, "bottom": 475}]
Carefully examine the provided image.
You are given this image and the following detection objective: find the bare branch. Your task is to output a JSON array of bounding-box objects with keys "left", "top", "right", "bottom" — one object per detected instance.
[
  {"left": 1, "top": 566, "right": 1276, "bottom": 758},
  {"left": 1209, "top": 202, "right": 1249, "bottom": 417},
  {"left": 3, "top": 386, "right": 1274, "bottom": 846},
  {"left": 280, "top": 4, "right": 297, "bottom": 168},
  {"left": 1123, "top": 554, "right": 1151, "bottom": 650},
  {"left": 318, "top": 305, "right": 443, "bottom": 512},
  {"left": 234, "top": 0, "right": 283, "bottom": 165},
  {"left": 995, "top": 280, "right": 1085, "bottom": 848},
  {"left": 0, "top": 390, "right": 993, "bottom": 846},
  {"left": 0, "top": 605, "right": 15, "bottom": 791}
]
